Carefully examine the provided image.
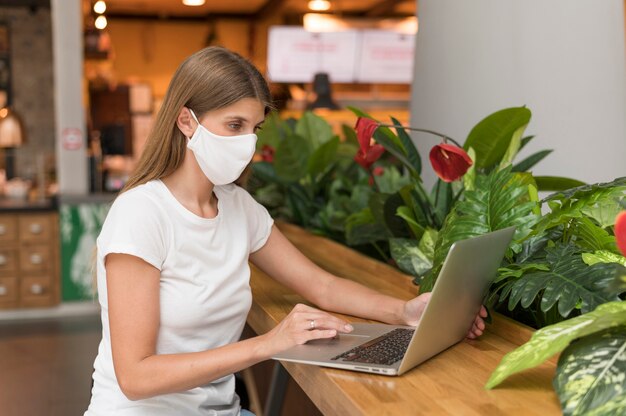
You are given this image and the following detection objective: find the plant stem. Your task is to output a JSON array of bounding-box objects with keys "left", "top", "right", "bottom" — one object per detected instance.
[
  {"left": 378, "top": 124, "right": 463, "bottom": 148},
  {"left": 372, "top": 242, "right": 389, "bottom": 262}
]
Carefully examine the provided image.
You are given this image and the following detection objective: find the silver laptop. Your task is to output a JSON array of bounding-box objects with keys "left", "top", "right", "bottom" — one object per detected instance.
[{"left": 273, "top": 226, "right": 516, "bottom": 376}]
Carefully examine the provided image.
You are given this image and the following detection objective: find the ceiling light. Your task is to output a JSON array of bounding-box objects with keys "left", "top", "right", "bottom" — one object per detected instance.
[
  {"left": 308, "top": 0, "right": 331, "bottom": 12},
  {"left": 182, "top": 0, "right": 206, "bottom": 6},
  {"left": 95, "top": 15, "right": 108, "bottom": 30},
  {"left": 93, "top": 0, "right": 106, "bottom": 14}
]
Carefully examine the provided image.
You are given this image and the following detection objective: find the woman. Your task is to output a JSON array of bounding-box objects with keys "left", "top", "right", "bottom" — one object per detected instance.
[{"left": 85, "top": 47, "right": 486, "bottom": 415}]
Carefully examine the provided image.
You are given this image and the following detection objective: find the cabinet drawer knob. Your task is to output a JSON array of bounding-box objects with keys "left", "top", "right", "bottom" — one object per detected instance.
[
  {"left": 29, "top": 223, "right": 43, "bottom": 235},
  {"left": 0, "top": 285, "right": 6, "bottom": 296},
  {"left": 30, "top": 284, "right": 44, "bottom": 295},
  {"left": 0, "top": 224, "right": 5, "bottom": 235},
  {"left": 30, "top": 253, "right": 43, "bottom": 265},
  {"left": 0, "top": 254, "right": 5, "bottom": 266}
]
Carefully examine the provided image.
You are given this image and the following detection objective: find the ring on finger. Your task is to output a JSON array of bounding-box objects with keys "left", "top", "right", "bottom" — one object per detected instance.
[{"left": 309, "top": 319, "right": 316, "bottom": 330}]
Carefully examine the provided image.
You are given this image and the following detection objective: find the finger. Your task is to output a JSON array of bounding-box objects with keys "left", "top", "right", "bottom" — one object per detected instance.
[
  {"left": 471, "top": 323, "right": 483, "bottom": 337},
  {"left": 474, "top": 317, "right": 485, "bottom": 331},
  {"left": 299, "top": 313, "right": 353, "bottom": 332},
  {"left": 305, "top": 329, "right": 338, "bottom": 342},
  {"left": 479, "top": 306, "right": 488, "bottom": 318},
  {"left": 302, "top": 316, "right": 353, "bottom": 333}
]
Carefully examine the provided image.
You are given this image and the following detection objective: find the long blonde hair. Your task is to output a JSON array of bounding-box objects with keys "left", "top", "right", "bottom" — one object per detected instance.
[{"left": 122, "top": 47, "right": 272, "bottom": 193}]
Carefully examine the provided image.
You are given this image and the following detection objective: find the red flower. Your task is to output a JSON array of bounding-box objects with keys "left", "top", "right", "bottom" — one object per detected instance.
[
  {"left": 429, "top": 143, "right": 473, "bottom": 182},
  {"left": 261, "top": 145, "right": 275, "bottom": 163},
  {"left": 354, "top": 117, "right": 384, "bottom": 170},
  {"left": 616, "top": 211, "right": 626, "bottom": 257}
]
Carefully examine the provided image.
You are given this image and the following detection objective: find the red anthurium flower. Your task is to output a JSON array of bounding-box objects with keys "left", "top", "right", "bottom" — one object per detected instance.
[
  {"left": 616, "top": 211, "right": 626, "bottom": 257},
  {"left": 354, "top": 117, "right": 385, "bottom": 170},
  {"left": 261, "top": 144, "right": 275, "bottom": 163},
  {"left": 429, "top": 143, "right": 473, "bottom": 182}
]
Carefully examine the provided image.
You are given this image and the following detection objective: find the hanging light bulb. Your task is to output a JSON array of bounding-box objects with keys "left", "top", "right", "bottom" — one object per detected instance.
[
  {"left": 95, "top": 15, "right": 108, "bottom": 30},
  {"left": 93, "top": 0, "right": 106, "bottom": 14},
  {"left": 308, "top": 0, "right": 331, "bottom": 12}
]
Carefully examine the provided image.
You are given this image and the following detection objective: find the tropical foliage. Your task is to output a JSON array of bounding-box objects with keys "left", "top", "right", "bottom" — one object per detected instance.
[{"left": 248, "top": 107, "right": 626, "bottom": 416}]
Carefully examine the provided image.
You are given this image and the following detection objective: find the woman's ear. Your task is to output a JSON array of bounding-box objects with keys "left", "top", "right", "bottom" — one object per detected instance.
[{"left": 176, "top": 107, "right": 196, "bottom": 138}]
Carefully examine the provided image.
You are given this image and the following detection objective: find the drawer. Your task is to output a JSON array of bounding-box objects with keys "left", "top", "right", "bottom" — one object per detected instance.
[
  {"left": 0, "top": 214, "right": 18, "bottom": 242},
  {"left": 0, "top": 249, "right": 17, "bottom": 274},
  {"left": 0, "top": 277, "right": 18, "bottom": 308},
  {"left": 19, "top": 245, "right": 52, "bottom": 272},
  {"left": 18, "top": 214, "right": 52, "bottom": 242},
  {"left": 20, "top": 276, "right": 55, "bottom": 307}
]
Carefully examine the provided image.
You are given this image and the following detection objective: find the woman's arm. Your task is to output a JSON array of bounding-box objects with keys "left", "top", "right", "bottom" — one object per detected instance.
[
  {"left": 250, "top": 226, "right": 486, "bottom": 338},
  {"left": 106, "top": 253, "right": 348, "bottom": 401},
  {"left": 249, "top": 225, "right": 408, "bottom": 324}
]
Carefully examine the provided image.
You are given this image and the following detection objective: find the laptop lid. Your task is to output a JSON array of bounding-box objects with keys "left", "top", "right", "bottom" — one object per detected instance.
[{"left": 397, "top": 226, "right": 516, "bottom": 374}]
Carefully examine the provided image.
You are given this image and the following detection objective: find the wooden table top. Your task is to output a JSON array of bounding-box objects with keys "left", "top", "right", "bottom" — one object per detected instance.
[{"left": 247, "top": 222, "right": 561, "bottom": 415}]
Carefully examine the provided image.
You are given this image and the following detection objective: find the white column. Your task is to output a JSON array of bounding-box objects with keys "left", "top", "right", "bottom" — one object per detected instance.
[
  {"left": 51, "top": 0, "right": 88, "bottom": 194},
  {"left": 411, "top": 0, "right": 626, "bottom": 189}
]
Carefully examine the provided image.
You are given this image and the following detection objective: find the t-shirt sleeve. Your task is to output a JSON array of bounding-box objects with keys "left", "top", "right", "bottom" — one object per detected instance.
[
  {"left": 97, "top": 191, "right": 167, "bottom": 270},
  {"left": 237, "top": 187, "right": 274, "bottom": 253}
]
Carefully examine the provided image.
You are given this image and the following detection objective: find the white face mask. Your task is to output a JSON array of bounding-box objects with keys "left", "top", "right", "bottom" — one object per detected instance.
[{"left": 186, "top": 109, "right": 257, "bottom": 185}]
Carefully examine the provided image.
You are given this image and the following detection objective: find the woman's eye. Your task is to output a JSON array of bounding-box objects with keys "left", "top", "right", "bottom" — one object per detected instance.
[
  {"left": 228, "top": 123, "right": 242, "bottom": 131},
  {"left": 254, "top": 126, "right": 263, "bottom": 133}
]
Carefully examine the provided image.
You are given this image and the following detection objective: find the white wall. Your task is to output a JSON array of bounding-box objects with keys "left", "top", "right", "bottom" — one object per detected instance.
[{"left": 410, "top": 0, "right": 626, "bottom": 189}]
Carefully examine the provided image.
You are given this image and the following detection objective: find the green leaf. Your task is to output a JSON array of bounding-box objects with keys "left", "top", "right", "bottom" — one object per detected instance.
[
  {"left": 506, "top": 244, "right": 620, "bottom": 317},
  {"left": 396, "top": 205, "right": 425, "bottom": 239},
  {"left": 421, "top": 166, "right": 539, "bottom": 293},
  {"left": 498, "top": 122, "right": 528, "bottom": 169},
  {"left": 485, "top": 300, "right": 626, "bottom": 390},
  {"left": 341, "top": 123, "right": 359, "bottom": 147},
  {"left": 390, "top": 116, "right": 422, "bottom": 175},
  {"left": 582, "top": 251, "right": 626, "bottom": 267},
  {"left": 346, "top": 208, "right": 388, "bottom": 246},
  {"left": 464, "top": 107, "right": 532, "bottom": 170},
  {"left": 511, "top": 150, "right": 553, "bottom": 172},
  {"left": 383, "top": 192, "right": 412, "bottom": 238},
  {"left": 374, "top": 166, "right": 411, "bottom": 194},
  {"left": 295, "top": 111, "right": 334, "bottom": 148},
  {"left": 544, "top": 177, "right": 626, "bottom": 204},
  {"left": 519, "top": 135, "right": 535, "bottom": 151},
  {"left": 462, "top": 147, "right": 477, "bottom": 191},
  {"left": 257, "top": 111, "right": 285, "bottom": 149},
  {"left": 307, "top": 136, "right": 339, "bottom": 179},
  {"left": 535, "top": 176, "right": 587, "bottom": 192},
  {"left": 419, "top": 228, "right": 438, "bottom": 262},
  {"left": 554, "top": 327, "right": 626, "bottom": 416},
  {"left": 273, "top": 135, "right": 312, "bottom": 182},
  {"left": 581, "top": 197, "right": 625, "bottom": 228},
  {"left": 571, "top": 217, "right": 618, "bottom": 253},
  {"left": 390, "top": 238, "right": 433, "bottom": 278}
]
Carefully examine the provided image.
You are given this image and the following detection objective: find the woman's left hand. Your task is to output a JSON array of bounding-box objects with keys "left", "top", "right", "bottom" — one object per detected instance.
[{"left": 401, "top": 292, "right": 488, "bottom": 339}]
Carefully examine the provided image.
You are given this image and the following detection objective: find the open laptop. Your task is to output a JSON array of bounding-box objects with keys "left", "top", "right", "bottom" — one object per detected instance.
[{"left": 273, "top": 226, "right": 516, "bottom": 376}]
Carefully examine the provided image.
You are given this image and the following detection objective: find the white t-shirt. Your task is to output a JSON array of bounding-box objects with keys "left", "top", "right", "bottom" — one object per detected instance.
[{"left": 85, "top": 180, "right": 273, "bottom": 416}]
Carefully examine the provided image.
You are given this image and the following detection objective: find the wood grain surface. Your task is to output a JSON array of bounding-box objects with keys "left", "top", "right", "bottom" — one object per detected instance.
[{"left": 247, "top": 222, "right": 561, "bottom": 415}]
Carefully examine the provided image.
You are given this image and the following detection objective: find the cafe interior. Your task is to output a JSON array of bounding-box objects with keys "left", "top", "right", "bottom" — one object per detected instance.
[{"left": 0, "top": 0, "right": 625, "bottom": 415}]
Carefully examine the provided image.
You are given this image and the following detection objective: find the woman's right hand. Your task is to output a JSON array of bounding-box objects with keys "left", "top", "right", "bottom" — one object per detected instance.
[{"left": 260, "top": 303, "right": 354, "bottom": 357}]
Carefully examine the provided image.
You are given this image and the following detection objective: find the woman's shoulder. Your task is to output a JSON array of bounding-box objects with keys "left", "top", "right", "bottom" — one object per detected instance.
[{"left": 109, "top": 181, "right": 165, "bottom": 218}]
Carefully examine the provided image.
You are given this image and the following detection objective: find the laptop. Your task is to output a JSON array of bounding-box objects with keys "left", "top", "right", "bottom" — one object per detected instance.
[{"left": 272, "top": 226, "right": 516, "bottom": 376}]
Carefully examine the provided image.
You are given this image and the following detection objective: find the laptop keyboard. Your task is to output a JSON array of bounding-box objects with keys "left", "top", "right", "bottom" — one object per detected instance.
[{"left": 331, "top": 328, "right": 415, "bottom": 366}]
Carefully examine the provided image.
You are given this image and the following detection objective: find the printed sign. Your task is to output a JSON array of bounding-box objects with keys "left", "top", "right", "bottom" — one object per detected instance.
[{"left": 62, "top": 127, "right": 83, "bottom": 150}]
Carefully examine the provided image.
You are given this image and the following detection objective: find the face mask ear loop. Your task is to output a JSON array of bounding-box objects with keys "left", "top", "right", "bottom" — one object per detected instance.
[{"left": 188, "top": 108, "right": 201, "bottom": 137}]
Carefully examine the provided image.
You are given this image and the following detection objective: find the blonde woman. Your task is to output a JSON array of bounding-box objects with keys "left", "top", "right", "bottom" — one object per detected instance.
[{"left": 85, "top": 47, "right": 487, "bottom": 416}]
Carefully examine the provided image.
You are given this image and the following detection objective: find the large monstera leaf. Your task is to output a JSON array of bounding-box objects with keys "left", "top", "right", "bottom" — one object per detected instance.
[
  {"left": 419, "top": 166, "right": 538, "bottom": 292},
  {"left": 554, "top": 326, "right": 626, "bottom": 416},
  {"left": 502, "top": 244, "right": 621, "bottom": 318}
]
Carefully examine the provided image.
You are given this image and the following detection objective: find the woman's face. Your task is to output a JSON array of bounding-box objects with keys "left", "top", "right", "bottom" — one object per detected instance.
[{"left": 196, "top": 98, "right": 266, "bottom": 136}]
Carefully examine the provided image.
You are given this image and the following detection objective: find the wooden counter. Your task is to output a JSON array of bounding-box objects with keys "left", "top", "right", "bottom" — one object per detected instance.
[{"left": 247, "top": 222, "right": 561, "bottom": 415}]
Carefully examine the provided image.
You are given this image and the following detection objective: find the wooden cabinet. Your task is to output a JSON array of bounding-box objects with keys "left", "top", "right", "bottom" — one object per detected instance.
[{"left": 0, "top": 211, "right": 60, "bottom": 309}]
